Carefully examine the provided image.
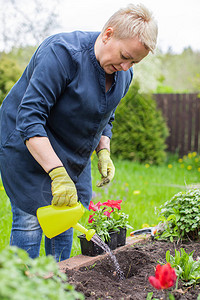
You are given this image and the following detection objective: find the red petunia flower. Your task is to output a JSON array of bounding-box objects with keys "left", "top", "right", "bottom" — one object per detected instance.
[
  {"left": 88, "top": 213, "right": 95, "bottom": 223},
  {"left": 148, "top": 263, "right": 177, "bottom": 290},
  {"left": 103, "top": 209, "right": 114, "bottom": 218},
  {"left": 89, "top": 201, "right": 102, "bottom": 211},
  {"left": 102, "top": 199, "right": 122, "bottom": 210}
]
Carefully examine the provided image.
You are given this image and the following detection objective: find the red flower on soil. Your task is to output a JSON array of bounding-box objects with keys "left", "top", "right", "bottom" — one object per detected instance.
[
  {"left": 148, "top": 263, "right": 177, "bottom": 290},
  {"left": 103, "top": 209, "right": 114, "bottom": 218},
  {"left": 102, "top": 199, "right": 122, "bottom": 210},
  {"left": 89, "top": 201, "right": 102, "bottom": 211},
  {"left": 88, "top": 213, "right": 95, "bottom": 223}
]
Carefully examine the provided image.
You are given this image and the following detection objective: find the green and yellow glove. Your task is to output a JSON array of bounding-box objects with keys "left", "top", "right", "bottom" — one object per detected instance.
[
  {"left": 49, "top": 166, "right": 78, "bottom": 206},
  {"left": 96, "top": 149, "right": 115, "bottom": 187}
]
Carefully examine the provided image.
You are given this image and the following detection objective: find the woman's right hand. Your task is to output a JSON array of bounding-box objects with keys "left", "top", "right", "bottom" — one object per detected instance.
[{"left": 49, "top": 166, "right": 78, "bottom": 206}]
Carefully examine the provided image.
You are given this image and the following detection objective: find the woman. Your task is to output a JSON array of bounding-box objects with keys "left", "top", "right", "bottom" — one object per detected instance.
[{"left": 0, "top": 4, "right": 157, "bottom": 261}]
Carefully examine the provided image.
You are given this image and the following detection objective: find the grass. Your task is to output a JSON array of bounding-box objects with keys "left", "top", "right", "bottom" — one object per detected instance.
[
  {"left": 0, "top": 185, "right": 12, "bottom": 251},
  {"left": 0, "top": 153, "right": 199, "bottom": 258}
]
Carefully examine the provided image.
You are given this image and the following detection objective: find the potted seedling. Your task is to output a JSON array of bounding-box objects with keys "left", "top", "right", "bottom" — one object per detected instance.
[{"left": 78, "top": 199, "right": 132, "bottom": 256}]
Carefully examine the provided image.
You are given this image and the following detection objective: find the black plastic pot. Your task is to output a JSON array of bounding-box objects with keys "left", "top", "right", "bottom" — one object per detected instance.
[
  {"left": 78, "top": 231, "right": 119, "bottom": 256},
  {"left": 107, "top": 230, "right": 119, "bottom": 250},
  {"left": 117, "top": 227, "right": 127, "bottom": 247},
  {"left": 78, "top": 235, "right": 104, "bottom": 256}
]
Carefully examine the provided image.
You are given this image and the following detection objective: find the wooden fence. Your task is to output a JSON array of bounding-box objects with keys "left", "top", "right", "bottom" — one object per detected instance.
[{"left": 154, "top": 94, "right": 200, "bottom": 155}]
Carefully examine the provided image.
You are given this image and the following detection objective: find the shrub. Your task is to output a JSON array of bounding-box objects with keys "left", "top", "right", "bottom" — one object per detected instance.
[
  {"left": 157, "top": 189, "right": 200, "bottom": 241},
  {"left": 0, "top": 246, "right": 84, "bottom": 300},
  {"left": 111, "top": 81, "right": 169, "bottom": 164},
  {"left": 0, "top": 54, "right": 22, "bottom": 105}
]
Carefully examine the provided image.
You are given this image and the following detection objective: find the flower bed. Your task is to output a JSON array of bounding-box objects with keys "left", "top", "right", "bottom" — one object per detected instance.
[
  {"left": 65, "top": 189, "right": 200, "bottom": 299},
  {"left": 65, "top": 239, "right": 200, "bottom": 299}
]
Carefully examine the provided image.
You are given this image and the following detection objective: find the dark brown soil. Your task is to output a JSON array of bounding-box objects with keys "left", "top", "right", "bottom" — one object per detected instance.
[{"left": 66, "top": 239, "right": 200, "bottom": 300}]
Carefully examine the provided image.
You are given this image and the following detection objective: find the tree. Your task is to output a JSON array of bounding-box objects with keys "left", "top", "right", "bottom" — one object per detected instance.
[{"left": 0, "top": 0, "right": 60, "bottom": 51}]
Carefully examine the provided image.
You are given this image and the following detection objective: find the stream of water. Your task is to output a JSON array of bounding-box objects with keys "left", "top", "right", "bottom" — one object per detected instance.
[{"left": 91, "top": 233, "right": 125, "bottom": 281}]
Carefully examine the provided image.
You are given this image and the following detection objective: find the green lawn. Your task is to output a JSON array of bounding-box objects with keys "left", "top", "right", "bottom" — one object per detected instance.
[{"left": 0, "top": 154, "right": 199, "bottom": 258}]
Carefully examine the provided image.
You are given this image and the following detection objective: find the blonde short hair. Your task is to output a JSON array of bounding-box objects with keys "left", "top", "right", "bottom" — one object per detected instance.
[{"left": 102, "top": 3, "right": 158, "bottom": 53}]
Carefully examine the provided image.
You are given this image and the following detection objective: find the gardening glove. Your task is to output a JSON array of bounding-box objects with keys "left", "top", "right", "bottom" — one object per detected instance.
[
  {"left": 96, "top": 149, "right": 115, "bottom": 187},
  {"left": 49, "top": 166, "right": 78, "bottom": 206}
]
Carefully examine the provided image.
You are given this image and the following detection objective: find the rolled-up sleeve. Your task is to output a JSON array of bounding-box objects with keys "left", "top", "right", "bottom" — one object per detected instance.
[{"left": 16, "top": 42, "right": 75, "bottom": 142}]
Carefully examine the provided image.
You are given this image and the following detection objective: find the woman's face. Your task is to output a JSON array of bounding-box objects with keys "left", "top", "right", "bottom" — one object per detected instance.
[{"left": 95, "top": 28, "right": 149, "bottom": 74}]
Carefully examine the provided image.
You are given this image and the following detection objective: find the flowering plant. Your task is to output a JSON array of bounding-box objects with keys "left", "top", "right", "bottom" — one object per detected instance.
[
  {"left": 148, "top": 262, "right": 177, "bottom": 300},
  {"left": 87, "top": 200, "right": 132, "bottom": 242},
  {"left": 149, "top": 263, "right": 177, "bottom": 290}
]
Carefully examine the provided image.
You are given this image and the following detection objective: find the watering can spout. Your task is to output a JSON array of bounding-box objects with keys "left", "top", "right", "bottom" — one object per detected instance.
[
  {"left": 36, "top": 203, "right": 95, "bottom": 241},
  {"left": 73, "top": 223, "right": 96, "bottom": 241}
]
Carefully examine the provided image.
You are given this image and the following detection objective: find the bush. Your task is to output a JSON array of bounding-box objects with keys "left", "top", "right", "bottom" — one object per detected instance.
[
  {"left": 0, "top": 246, "right": 84, "bottom": 300},
  {"left": 0, "top": 54, "right": 22, "bottom": 105},
  {"left": 111, "top": 82, "right": 169, "bottom": 164}
]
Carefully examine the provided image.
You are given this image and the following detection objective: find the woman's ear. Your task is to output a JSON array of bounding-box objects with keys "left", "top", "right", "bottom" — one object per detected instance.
[{"left": 102, "top": 27, "right": 114, "bottom": 43}]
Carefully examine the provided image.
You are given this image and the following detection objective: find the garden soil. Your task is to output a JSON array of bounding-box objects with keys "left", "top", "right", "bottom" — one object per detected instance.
[{"left": 66, "top": 239, "right": 200, "bottom": 300}]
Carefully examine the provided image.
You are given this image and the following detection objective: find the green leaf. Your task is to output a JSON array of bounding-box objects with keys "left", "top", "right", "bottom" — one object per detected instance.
[
  {"left": 146, "top": 292, "right": 153, "bottom": 300},
  {"left": 166, "top": 250, "right": 170, "bottom": 262}
]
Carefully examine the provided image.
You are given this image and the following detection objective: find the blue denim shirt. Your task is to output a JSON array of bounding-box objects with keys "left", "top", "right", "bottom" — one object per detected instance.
[{"left": 0, "top": 31, "right": 133, "bottom": 215}]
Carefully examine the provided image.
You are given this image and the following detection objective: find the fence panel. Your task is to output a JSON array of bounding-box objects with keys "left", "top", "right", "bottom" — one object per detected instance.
[{"left": 154, "top": 94, "right": 200, "bottom": 155}]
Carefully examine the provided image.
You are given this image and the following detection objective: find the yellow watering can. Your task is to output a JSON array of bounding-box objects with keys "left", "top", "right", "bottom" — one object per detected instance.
[{"left": 37, "top": 203, "right": 95, "bottom": 241}]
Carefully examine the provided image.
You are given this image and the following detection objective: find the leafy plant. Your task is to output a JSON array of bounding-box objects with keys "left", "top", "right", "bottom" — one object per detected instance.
[
  {"left": 165, "top": 248, "right": 200, "bottom": 286},
  {"left": 156, "top": 189, "right": 200, "bottom": 242},
  {"left": 112, "top": 211, "right": 133, "bottom": 230},
  {"left": 111, "top": 81, "right": 169, "bottom": 164},
  {"left": 87, "top": 199, "right": 132, "bottom": 242},
  {"left": 0, "top": 246, "right": 84, "bottom": 300}
]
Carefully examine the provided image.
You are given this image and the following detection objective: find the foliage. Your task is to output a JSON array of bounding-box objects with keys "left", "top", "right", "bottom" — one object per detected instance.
[
  {"left": 0, "top": 53, "right": 23, "bottom": 104},
  {"left": 134, "top": 47, "right": 200, "bottom": 93},
  {"left": 6, "top": 46, "right": 37, "bottom": 69},
  {"left": 112, "top": 81, "right": 169, "bottom": 164},
  {"left": 0, "top": 246, "right": 84, "bottom": 300},
  {"left": 165, "top": 248, "right": 200, "bottom": 286},
  {"left": 156, "top": 189, "right": 200, "bottom": 242},
  {"left": 87, "top": 199, "right": 132, "bottom": 242},
  {"left": 146, "top": 292, "right": 159, "bottom": 300},
  {"left": 112, "top": 211, "right": 132, "bottom": 230},
  {"left": 154, "top": 75, "right": 175, "bottom": 94},
  {"left": 146, "top": 293, "right": 175, "bottom": 300},
  {"left": 191, "top": 73, "right": 200, "bottom": 93}
]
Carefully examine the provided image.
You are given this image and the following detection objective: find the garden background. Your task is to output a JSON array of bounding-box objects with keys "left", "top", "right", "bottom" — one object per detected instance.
[{"left": 0, "top": 0, "right": 200, "bottom": 259}]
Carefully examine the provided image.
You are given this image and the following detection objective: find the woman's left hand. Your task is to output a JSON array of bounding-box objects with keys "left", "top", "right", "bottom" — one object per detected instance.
[{"left": 96, "top": 149, "right": 115, "bottom": 187}]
